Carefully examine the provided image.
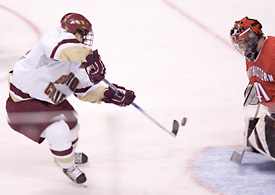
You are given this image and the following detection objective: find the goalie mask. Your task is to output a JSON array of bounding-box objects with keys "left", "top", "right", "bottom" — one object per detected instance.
[
  {"left": 230, "top": 17, "right": 263, "bottom": 61},
  {"left": 61, "top": 13, "right": 94, "bottom": 48}
]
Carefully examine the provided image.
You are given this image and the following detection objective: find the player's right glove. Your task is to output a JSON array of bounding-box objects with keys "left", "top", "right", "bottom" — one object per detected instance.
[
  {"left": 81, "top": 50, "right": 106, "bottom": 84},
  {"left": 103, "top": 84, "right": 135, "bottom": 107}
]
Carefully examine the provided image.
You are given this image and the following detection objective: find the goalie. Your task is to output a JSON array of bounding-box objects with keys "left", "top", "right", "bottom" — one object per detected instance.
[
  {"left": 5, "top": 13, "right": 135, "bottom": 185},
  {"left": 230, "top": 17, "right": 275, "bottom": 160}
]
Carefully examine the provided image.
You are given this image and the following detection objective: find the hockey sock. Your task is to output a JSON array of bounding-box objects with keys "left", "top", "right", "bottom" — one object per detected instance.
[{"left": 52, "top": 146, "right": 75, "bottom": 169}]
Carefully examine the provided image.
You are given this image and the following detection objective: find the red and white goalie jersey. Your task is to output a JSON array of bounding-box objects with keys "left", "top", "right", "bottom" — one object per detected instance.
[
  {"left": 9, "top": 27, "right": 106, "bottom": 105},
  {"left": 246, "top": 36, "right": 275, "bottom": 112}
]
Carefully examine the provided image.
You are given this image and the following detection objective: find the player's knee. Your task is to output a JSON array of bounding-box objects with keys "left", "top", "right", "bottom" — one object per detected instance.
[
  {"left": 251, "top": 114, "right": 275, "bottom": 157},
  {"left": 43, "top": 120, "right": 71, "bottom": 148},
  {"left": 70, "top": 123, "right": 79, "bottom": 143}
]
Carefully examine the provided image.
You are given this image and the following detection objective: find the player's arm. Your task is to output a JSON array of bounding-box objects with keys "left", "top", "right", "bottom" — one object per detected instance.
[
  {"left": 76, "top": 85, "right": 107, "bottom": 103},
  {"left": 57, "top": 44, "right": 106, "bottom": 84},
  {"left": 58, "top": 45, "right": 92, "bottom": 62},
  {"left": 75, "top": 83, "right": 135, "bottom": 107}
]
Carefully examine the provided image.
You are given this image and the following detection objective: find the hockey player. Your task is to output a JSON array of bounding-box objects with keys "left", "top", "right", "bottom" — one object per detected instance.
[
  {"left": 5, "top": 13, "right": 135, "bottom": 184},
  {"left": 230, "top": 17, "right": 275, "bottom": 160}
]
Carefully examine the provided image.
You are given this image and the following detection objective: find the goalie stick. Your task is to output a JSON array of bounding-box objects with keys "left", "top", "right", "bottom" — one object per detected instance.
[
  {"left": 103, "top": 79, "right": 180, "bottom": 137},
  {"left": 230, "top": 104, "right": 260, "bottom": 164}
]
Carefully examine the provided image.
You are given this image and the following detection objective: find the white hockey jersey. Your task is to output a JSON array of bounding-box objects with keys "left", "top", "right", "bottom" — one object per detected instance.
[{"left": 9, "top": 27, "right": 106, "bottom": 105}]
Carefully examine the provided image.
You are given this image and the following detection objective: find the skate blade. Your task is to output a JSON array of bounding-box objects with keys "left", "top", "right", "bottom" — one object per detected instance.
[
  {"left": 79, "top": 183, "right": 88, "bottom": 187},
  {"left": 70, "top": 181, "right": 87, "bottom": 187}
]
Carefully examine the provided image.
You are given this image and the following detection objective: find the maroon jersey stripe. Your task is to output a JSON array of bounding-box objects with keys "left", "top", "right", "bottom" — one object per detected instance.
[
  {"left": 10, "top": 82, "right": 32, "bottom": 99},
  {"left": 50, "top": 39, "right": 81, "bottom": 59},
  {"left": 72, "top": 138, "right": 78, "bottom": 145},
  {"left": 51, "top": 146, "right": 73, "bottom": 156},
  {"left": 74, "top": 86, "right": 91, "bottom": 93}
]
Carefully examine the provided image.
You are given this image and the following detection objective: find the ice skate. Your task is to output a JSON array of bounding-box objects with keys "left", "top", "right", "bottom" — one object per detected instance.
[
  {"left": 63, "top": 164, "right": 87, "bottom": 184},
  {"left": 75, "top": 152, "right": 88, "bottom": 164}
]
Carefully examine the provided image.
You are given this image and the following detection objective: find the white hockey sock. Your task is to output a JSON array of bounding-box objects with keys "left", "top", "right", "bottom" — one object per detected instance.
[{"left": 42, "top": 120, "right": 79, "bottom": 169}]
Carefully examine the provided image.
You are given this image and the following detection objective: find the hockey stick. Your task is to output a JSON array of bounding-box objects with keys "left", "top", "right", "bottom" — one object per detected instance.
[
  {"left": 103, "top": 79, "right": 180, "bottom": 137},
  {"left": 230, "top": 104, "right": 260, "bottom": 164}
]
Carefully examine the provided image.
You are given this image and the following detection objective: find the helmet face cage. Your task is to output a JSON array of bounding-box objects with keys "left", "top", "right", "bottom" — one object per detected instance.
[
  {"left": 230, "top": 17, "right": 262, "bottom": 61},
  {"left": 231, "top": 26, "right": 259, "bottom": 61},
  {"left": 83, "top": 30, "right": 94, "bottom": 48}
]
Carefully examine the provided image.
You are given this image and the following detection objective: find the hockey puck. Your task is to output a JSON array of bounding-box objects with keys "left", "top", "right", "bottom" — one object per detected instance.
[{"left": 181, "top": 117, "right": 187, "bottom": 126}]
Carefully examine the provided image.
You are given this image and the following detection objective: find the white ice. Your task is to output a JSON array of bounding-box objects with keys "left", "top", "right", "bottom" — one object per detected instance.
[{"left": 0, "top": 0, "right": 274, "bottom": 194}]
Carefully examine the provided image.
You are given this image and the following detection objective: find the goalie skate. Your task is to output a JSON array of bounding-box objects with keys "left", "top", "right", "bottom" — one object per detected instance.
[{"left": 63, "top": 164, "right": 87, "bottom": 184}]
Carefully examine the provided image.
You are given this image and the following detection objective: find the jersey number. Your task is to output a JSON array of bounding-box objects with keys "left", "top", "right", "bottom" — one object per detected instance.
[{"left": 254, "top": 82, "right": 271, "bottom": 102}]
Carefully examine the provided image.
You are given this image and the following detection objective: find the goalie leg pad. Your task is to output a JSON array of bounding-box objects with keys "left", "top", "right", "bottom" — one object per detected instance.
[
  {"left": 248, "top": 114, "right": 275, "bottom": 160},
  {"left": 248, "top": 114, "right": 269, "bottom": 155},
  {"left": 244, "top": 117, "right": 259, "bottom": 149},
  {"left": 264, "top": 114, "right": 275, "bottom": 158}
]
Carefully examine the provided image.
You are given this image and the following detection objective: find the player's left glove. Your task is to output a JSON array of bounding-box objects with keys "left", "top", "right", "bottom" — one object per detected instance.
[
  {"left": 103, "top": 84, "right": 135, "bottom": 107},
  {"left": 81, "top": 50, "right": 106, "bottom": 84}
]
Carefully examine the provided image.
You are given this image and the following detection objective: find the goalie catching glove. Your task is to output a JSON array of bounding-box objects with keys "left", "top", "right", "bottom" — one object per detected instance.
[
  {"left": 103, "top": 84, "right": 135, "bottom": 107},
  {"left": 81, "top": 50, "right": 106, "bottom": 84}
]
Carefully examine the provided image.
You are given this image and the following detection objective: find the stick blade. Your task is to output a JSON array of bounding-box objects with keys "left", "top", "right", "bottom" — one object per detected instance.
[
  {"left": 230, "top": 150, "right": 244, "bottom": 164},
  {"left": 172, "top": 120, "right": 179, "bottom": 136}
]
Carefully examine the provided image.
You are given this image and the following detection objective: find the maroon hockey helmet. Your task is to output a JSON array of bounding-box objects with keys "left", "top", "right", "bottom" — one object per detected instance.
[
  {"left": 61, "top": 13, "right": 92, "bottom": 36},
  {"left": 61, "top": 13, "right": 94, "bottom": 48}
]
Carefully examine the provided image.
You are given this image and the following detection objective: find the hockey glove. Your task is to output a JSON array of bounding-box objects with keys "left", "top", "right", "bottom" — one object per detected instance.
[
  {"left": 103, "top": 84, "right": 135, "bottom": 107},
  {"left": 243, "top": 82, "right": 258, "bottom": 107},
  {"left": 81, "top": 50, "right": 106, "bottom": 84}
]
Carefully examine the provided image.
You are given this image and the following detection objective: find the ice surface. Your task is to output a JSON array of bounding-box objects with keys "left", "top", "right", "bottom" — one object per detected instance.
[{"left": 1, "top": 0, "right": 275, "bottom": 194}]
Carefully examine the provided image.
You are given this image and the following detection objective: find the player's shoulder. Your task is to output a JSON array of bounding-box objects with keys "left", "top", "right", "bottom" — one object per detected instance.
[
  {"left": 42, "top": 27, "right": 75, "bottom": 42},
  {"left": 260, "top": 36, "right": 275, "bottom": 62},
  {"left": 258, "top": 36, "right": 275, "bottom": 56},
  {"left": 267, "top": 36, "right": 275, "bottom": 40},
  {"left": 265, "top": 36, "right": 275, "bottom": 45},
  {"left": 57, "top": 27, "right": 76, "bottom": 40},
  {"left": 53, "top": 27, "right": 76, "bottom": 42}
]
